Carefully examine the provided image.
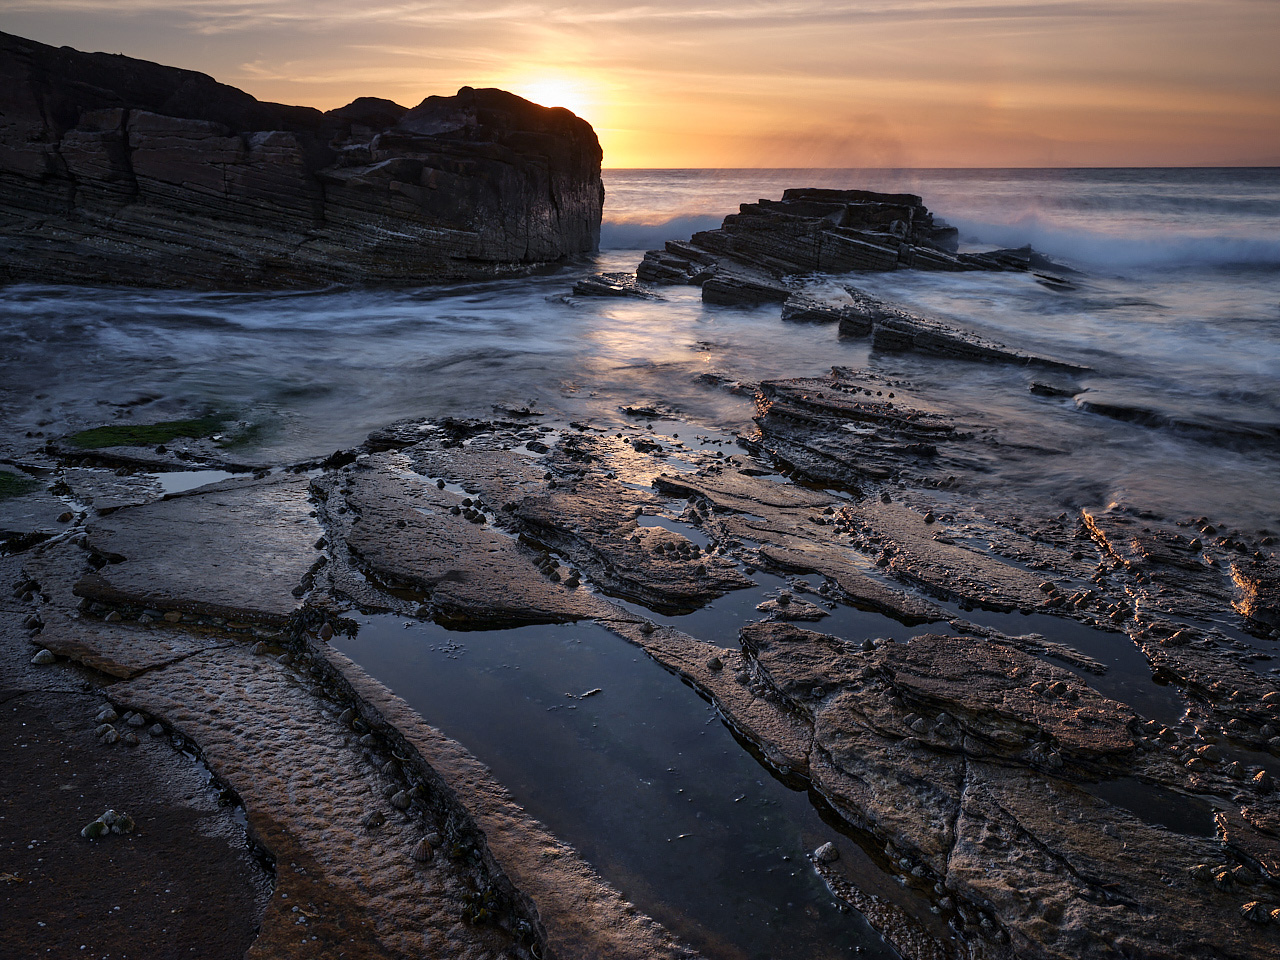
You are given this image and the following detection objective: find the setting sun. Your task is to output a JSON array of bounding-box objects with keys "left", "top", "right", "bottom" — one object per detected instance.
[{"left": 507, "top": 74, "right": 597, "bottom": 122}]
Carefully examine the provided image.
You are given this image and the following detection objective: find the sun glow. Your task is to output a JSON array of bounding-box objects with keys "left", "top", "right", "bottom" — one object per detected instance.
[{"left": 507, "top": 74, "right": 598, "bottom": 122}]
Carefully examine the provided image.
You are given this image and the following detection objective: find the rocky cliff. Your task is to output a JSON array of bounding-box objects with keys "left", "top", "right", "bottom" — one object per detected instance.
[{"left": 0, "top": 32, "right": 604, "bottom": 288}]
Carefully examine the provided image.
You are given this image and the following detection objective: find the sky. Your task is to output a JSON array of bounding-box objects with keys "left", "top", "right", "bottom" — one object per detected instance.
[{"left": 3, "top": 1, "right": 1278, "bottom": 167}]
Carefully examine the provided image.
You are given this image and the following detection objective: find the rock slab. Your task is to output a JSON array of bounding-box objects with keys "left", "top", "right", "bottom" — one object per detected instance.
[{"left": 0, "top": 31, "right": 603, "bottom": 288}]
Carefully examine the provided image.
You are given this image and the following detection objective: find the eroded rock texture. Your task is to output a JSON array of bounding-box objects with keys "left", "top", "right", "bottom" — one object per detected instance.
[
  {"left": 0, "top": 31, "right": 603, "bottom": 288},
  {"left": 6, "top": 394, "right": 1279, "bottom": 960},
  {"left": 631, "top": 189, "right": 1068, "bottom": 306}
]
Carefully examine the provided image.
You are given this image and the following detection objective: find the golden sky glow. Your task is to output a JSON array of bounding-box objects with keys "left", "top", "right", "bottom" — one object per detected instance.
[{"left": 5, "top": 1, "right": 1278, "bottom": 166}]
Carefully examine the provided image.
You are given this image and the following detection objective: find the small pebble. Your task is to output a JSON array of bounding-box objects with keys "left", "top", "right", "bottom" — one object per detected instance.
[
  {"left": 95, "top": 706, "right": 118, "bottom": 724},
  {"left": 149, "top": 723, "right": 165, "bottom": 737},
  {"left": 706, "top": 656, "right": 723, "bottom": 671},
  {"left": 813, "top": 841, "right": 839, "bottom": 863},
  {"left": 31, "top": 649, "right": 56, "bottom": 665}
]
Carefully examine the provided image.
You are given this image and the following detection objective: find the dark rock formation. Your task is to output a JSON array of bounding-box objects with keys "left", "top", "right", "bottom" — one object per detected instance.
[
  {"left": 8, "top": 397, "right": 1280, "bottom": 960},
  {"left": 73, "top": 474, "right": 322, "bottom": 626},
  {"left": 834, "top": 287, "right": 1088, "bottom": 370},
  {"left": 632, "top": 188, "right": 1061, "bottom": 305},
  {"left": 572, "top": 271, "right": 660, "bottom": 299},
  {"left": 0, "top": 31, "right": 603, "bottom": 288}
]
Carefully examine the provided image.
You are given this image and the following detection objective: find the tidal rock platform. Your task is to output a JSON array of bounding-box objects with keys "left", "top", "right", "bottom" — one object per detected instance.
[
  {"left": 0, "top": 31, "right": 604, "bottom": 289},
  {"left": 4, "top": 395, "right": 1278, "bottom": 959}
]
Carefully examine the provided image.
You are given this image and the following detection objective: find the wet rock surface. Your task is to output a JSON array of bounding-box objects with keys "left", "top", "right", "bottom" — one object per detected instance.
[
  {"left": 0, "top": 554, "right": 271, "bottom": 960},
  {"left": 0, "top": 30, "right": 603, "bottom": 289},
  {"left": 314, "top": 456, "right": 610, "bottom": 625},
  {"left": 2, "top": 255, "right": 1279, "bottom": 958},
  {"left": 75, "top": 474, "right": 323, "bottom": 625},
  {"left": 110, "top": 643, "right": 545, "bottom": 959},
  {"left": 633, "top": 188, "right": 1070, "bottom": 309},
  {"left": 837, "top": 287, "right": 1086, "bottom": 371}
]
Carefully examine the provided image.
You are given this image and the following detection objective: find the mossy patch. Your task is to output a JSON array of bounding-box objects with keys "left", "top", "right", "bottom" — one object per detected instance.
[
  {"left": 0, "top": 472, "right": 41, "bottom": 500},
  {"left": 66, "top": 415, "right": 229, "bottom": 450}
]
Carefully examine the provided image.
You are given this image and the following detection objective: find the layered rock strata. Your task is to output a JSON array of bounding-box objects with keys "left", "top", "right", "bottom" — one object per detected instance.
[
  {"left": 632, "top": 188, "right": 1062, "bottom": 305},
  {"left": 6, "top": 404, "right": 1280, "bottom": 959},
  {"left": 0, "top": 31, "right": 604, "bottom": 288}
]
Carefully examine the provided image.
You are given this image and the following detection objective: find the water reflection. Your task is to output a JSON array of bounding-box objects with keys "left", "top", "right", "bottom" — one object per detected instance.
[{"left": 337, "top": 616, "right": 901, "bottom": 960}]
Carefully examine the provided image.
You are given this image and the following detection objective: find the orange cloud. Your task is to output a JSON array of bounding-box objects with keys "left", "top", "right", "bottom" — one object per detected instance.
[{"left": 5, "top": 0, "right": 1278, "bottom": 166}]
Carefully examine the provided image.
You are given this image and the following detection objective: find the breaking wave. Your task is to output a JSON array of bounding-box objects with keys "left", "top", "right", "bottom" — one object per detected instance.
[
  {"left": 600, "top": 214, "right": 724, "bottom": 251},
  {"left": 952, "top": 215, "right": 1280, "bottom": 272}
]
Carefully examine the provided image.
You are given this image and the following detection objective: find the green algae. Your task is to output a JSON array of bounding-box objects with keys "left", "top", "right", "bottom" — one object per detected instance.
[
  {"left": 66, "top": 415, "right": 229, "bottom": 450},
  {"left": 0, "top": 472, "right": 41, "bottom": 500}
]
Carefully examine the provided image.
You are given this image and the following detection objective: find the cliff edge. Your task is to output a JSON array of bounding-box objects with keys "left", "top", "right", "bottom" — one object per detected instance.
[{"left": 0, "top": 32, "right": 604, "bottom": 288}]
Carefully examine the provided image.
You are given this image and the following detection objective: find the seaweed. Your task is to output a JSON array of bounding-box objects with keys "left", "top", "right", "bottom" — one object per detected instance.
[
  {"left": 66, "top": 415, "right": 228, "bottom": 450},
  {"left": 0, "top": 471, "right": 40, "bottom": 500}
]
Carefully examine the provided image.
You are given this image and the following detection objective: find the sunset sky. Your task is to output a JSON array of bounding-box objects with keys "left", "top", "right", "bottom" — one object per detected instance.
[{"left": 4, "top": 1, "right": 1278, "bottom": 167}]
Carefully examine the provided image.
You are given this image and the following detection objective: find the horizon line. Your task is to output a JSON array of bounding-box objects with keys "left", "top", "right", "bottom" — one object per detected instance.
[{"left": 601, "top": 164, "right": 1280, "bottom": 171}]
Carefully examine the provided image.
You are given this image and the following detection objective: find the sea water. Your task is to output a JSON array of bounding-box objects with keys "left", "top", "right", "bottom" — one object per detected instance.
[
  {"left": 2, "top": 168, "right": 1278, "bottom": 956},
  {"left": 3, "top": 168, "right": 1277, "bottom": 524}
]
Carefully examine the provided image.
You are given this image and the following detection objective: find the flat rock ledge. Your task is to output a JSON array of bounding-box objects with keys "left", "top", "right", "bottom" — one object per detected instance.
[
  {"left": 9, "top": 538, "right": 699, "bottom": 960},
  {"left": 5, "top": 406, "right": 1279, "bottom": 960},
  {"left": 0, "top": 31, "right": 604, "bottom": 289}
]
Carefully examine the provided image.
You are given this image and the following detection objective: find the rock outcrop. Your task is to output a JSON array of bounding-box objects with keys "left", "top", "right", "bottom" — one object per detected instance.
[
  {"left": 633, "top": 188, "right": 1064, "bottom": 305},
  {"left": 0, "top": 31, "right": 604, "bottom": 288}
]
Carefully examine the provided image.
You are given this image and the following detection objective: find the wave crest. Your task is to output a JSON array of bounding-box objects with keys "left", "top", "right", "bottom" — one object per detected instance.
[{"left": 600, "top": 214, "right": 724, "bottom": 251}]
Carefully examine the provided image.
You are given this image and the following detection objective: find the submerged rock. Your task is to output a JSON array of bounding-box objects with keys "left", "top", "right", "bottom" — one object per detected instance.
[
  {"left": 839, "top": 287, "right": 1086, "bottom": 371},
  {"left": 0, "top": 31, "right": 603, "bottom": 289},
  {"left": 572, "top": 272, "right": 661, "bottom": 299}
]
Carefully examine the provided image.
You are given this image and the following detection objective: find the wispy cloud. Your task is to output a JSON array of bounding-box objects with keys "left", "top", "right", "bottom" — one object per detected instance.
[
  {"left": 2, "top": 0, "right": 1248, "bottom": 32},
  {"left": 5, "top": 0, "right": 1276, "bottom": 165}
]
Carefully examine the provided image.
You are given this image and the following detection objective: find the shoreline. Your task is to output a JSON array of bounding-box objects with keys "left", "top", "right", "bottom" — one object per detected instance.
[
  {"left": 5, "top": 379, "right": 1278, "bottom": 957},
  {"left": 3, "top": 181, "right": 1279, "bottom": 959}
]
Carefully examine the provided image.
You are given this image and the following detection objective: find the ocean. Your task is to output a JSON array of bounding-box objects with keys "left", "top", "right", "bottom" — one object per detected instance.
[
  {"left": 4, "top": 168, "right": 1277, "bottom": 526},
  {"left": 3, "top": 167, "right": 1278, "bottom": 958}
]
